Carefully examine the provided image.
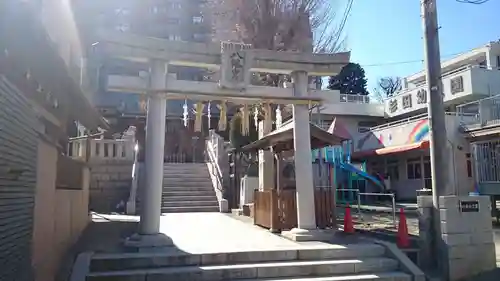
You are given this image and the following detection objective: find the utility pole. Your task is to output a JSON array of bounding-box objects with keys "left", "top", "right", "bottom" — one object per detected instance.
[{"left": 421, "top": 0, "right": 448, "bottom": 274}]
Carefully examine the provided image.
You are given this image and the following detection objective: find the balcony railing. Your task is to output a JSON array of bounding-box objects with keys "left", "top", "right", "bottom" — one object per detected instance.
[
  {"left": 457, "top": 94, "right": 500, "bottom": 127},
  {"left": 339, "top": 94, "right": 370, "bottom": 104}
]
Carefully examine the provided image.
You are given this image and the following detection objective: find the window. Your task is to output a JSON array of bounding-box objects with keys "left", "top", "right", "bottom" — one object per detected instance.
[
  {"left": 423, "top": 160, "right": 431, "bottom": 179},
  {"left": 193, "top": 16, "right": 203, "bottom": 23},
  {"left": 407, "top": 157, "right": 422, "bottom": 179},
  {"left": 386, "top": 160, "right": 399, "bottom": 180},
  {"left": 466, "top": 153, "right": 473, "bottom": 178}
]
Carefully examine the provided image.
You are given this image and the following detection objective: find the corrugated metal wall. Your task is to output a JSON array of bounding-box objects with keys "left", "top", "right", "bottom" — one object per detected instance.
[{"left": 0, "top": 76, "right": 38, "bottom": 281}]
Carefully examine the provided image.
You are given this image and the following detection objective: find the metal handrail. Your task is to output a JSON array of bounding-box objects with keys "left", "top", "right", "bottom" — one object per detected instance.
[
  {"left": 336, "top": 188, "right": 397, "bottom": 226},
  {"left": 206, "top": 137, "right": 225, "bottom": 192}
]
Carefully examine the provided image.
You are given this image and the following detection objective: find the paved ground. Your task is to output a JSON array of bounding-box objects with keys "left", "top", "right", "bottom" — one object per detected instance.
[
  {"left": 157, "top": 212, "right": 351, "bottom": 254},
  {"left": 86, "top": 212, "right": 369, "bottom": 254}
]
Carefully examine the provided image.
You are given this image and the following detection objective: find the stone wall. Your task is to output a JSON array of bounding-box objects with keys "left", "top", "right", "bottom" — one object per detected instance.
[
  {"left": 418, "top": 195, "right": 496, "bottom": 280},
  {"left": 88, "top": 160, "right": 133, "bottom": 213}
]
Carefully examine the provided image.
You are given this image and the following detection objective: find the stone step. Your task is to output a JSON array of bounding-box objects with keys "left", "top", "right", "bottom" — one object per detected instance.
[
  {"left": 90, "top": 244, "right": 387, "bottom": 271},
  {"left": 163, "top": 166, "right": 209, "bottom": 170},
  {"left": 162, "top": 186, "right": 214, "bottom": 192},
  {"left": 162, "top": 201, "right": 219, "bottom": 208},
  {"left": 163, "top": 175, "right": 210, "bottom": 180},
  {"left": 162, "top": 195, "right": 217, "bottom": 202},
  {"left": 164, "top": 163, "right": 208, "bottom": 166},
  {"left": 233, "top": 272, "right": 411, "bottom": 281},
  {"left": 162, "top": 181, "right": 212, "bottom": 186},
  {"left": 160, "top": 206, "right": 220, "bottom": 213},
  {"left": 163, "top": 173, "right": 211, "bottom": 178},
  {"left": 87, "top": 257, "right": 398, "bottom": 281},
  {"left": 163, "top": 176, "right": 210, "bottom": 180},
  {"left": 161, "top": 190, "right": 217, "bottom": 197}
]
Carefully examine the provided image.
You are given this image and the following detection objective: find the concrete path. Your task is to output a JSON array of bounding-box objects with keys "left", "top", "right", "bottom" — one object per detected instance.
[{"left": 157, "top": 212, "right": 344, "bottom": 254}]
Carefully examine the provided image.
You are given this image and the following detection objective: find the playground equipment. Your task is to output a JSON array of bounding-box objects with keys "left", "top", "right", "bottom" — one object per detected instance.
[{"left": 312, "top": 140, "right": 385, "bottom": 204}]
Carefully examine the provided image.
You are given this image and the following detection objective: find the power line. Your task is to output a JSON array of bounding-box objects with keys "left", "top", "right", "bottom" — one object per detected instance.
[
  {"left": 333, "top": 0, "right": 353, "bottom": 43},
  {"left": 360, "top": 50, "right": 470, "bottom": 68},
  {"left": 456, "top": 0, "right": 490, "bottom": 4}
]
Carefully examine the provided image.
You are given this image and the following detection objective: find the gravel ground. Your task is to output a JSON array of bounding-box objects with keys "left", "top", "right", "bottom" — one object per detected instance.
[
  {"left": 338, "top": 207, "right": 500, "bottom": 268},
  {"left": 337, "top": 207, "right": 419, "bottom": 235}
]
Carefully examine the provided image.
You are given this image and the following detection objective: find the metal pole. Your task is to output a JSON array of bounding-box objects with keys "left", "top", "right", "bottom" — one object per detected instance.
[
  {"left": 421, "top": 0, "right": 447, "bottom": 273},
  {"left": 356, "top": 191, "right": 362, "bottom": 218},
  {"left": 391, "top": 194, "right": 396, "bottom": 226}
]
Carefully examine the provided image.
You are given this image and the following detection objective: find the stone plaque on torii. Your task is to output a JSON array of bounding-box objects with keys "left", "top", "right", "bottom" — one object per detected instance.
[{"left": 96, "top": 30, "right": 350, "bottom": 246}]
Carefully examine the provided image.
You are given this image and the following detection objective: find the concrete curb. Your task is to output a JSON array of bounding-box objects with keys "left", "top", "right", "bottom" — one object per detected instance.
[
  {"left": 374, "top": 240, "right": 425, "bottom": 281},
  {"left": 69, "top": 251, "right": 93, "bottom": 281}
]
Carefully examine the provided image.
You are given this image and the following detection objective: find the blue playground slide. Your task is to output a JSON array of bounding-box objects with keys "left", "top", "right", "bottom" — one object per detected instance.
[{"left": 339, "top": 162, "right": 385, "bottom": 189}]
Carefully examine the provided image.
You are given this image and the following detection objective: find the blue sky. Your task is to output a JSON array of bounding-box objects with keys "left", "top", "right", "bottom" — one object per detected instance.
[{"left": 344, "top": 0, "right": 500, "bottom": 92}]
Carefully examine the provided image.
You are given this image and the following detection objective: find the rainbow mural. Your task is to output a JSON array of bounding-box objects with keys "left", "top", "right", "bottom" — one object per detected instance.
[{"left": 407, "top": 119, "right": 430, "bottom": 144}]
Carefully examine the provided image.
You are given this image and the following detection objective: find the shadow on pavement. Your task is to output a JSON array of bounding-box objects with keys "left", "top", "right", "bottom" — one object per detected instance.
[
  {"left": 56, "top": 213, "right": 139, "bottom": 281},
  {"left": 464, "top": 268, "right": 500, "bottom": 281}
]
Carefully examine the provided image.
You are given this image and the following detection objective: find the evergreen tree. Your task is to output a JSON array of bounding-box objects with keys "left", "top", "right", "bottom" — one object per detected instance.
[{"left": 328, "top": 63, "right": 369, "bottom": 95}]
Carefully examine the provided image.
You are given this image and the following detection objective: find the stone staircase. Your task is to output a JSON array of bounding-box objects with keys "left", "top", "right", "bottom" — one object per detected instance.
[
  {"left": 83, "top": 243, "right": 414, "bottom": 281},
  {"left": 160, "top": 163, "right": 219, "bottom": 213}
]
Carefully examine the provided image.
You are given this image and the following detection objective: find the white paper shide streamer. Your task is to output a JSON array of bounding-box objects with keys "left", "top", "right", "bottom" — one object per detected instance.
[
  {"left": 194, "top": 102, "right": 205, "bottom": 132},
  {"left": 182, "top": 100, "right": 189, "bottom": 127},
  {"left": 207, "top": 101, "right": 211, "bottom": 129},
  {"left": 253, "top": 106, "right": 259, "bottom": 130}
]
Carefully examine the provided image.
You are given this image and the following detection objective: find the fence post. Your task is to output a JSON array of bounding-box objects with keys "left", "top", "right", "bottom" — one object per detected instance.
[
  {"left": 270, "top": 189, "right": 280, "bottom": 233},
  {"left": 391, "top": 194, "right": 397, "bottom": 226},
  {"left": 356, "top": 191, "right": 362, "bottom": 218}
]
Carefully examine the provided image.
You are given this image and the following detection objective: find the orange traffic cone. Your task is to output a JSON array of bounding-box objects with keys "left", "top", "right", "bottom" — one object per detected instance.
[
  {"left": 343, "top": 203, "right": 355, "bottom": 234},
  {"left": 397, "top": 208, "right": 410, "bottom": 248}
]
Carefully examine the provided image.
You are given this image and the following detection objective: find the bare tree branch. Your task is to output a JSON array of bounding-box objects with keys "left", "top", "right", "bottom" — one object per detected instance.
[
  {"left": 375, "top": 76, "right": 402, "bottom": 99},
  {"left": 210, "top": 0, "right": 350, "bottom": 54}
]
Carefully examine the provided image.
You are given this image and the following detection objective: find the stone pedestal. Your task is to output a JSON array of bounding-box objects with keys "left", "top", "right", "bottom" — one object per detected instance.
[{"left": 418, "top": 195, "right": 496, "bottom": 280}]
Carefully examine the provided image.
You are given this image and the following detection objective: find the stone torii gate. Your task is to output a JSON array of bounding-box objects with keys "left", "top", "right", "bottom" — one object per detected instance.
[{"left": 97, "top": 30, "right": 350, "bottom": 245}]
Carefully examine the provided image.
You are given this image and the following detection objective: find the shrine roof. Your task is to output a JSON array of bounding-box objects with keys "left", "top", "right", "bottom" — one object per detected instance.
[{"left": 242, "top": 119, "right": 347, "bottom": 153}]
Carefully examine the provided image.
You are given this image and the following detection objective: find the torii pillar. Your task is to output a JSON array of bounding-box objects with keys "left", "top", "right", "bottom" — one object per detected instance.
[
  {"left": 282, "top": 70, "right": 333, "bottom": 242},
  {"left": 125, "top": 59, "right": 173, "bottom": 247}
]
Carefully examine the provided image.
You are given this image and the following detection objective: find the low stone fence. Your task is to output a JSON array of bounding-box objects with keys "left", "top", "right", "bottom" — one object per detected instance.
[{"left": 68, "top": 138, "right": 135, "bottom": 213}]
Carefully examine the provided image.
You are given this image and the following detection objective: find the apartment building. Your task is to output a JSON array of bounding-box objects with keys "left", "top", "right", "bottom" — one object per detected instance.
[
  {"left": 71, "top": 0, "right": 214, "bottom": 162},
  {"left": 315, "top": 40, "right": 500, "bottom": 201}
]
